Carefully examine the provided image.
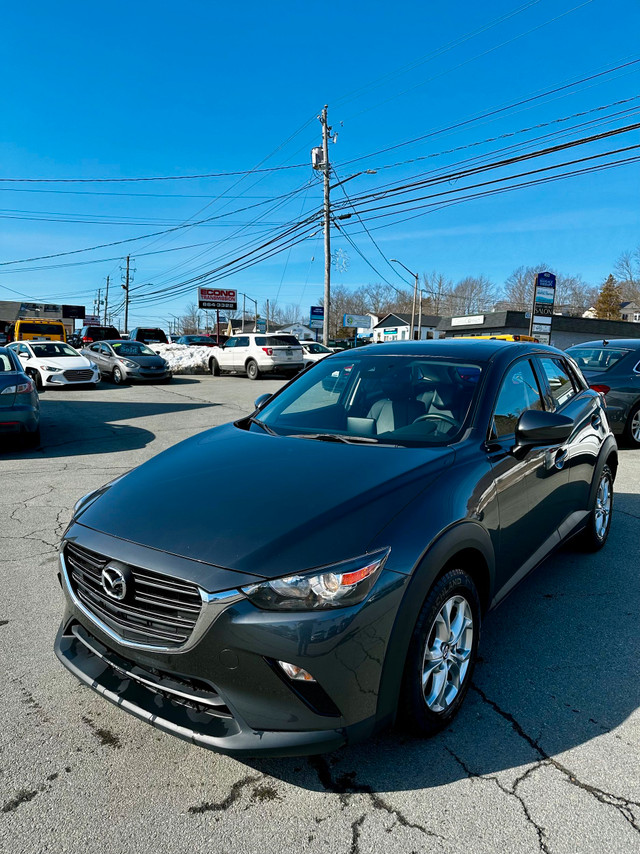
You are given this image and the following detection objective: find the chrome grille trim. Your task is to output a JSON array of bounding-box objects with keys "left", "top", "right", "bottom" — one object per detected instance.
[{"left": 61, "top": 542, "right": 244, "bottom": 654}]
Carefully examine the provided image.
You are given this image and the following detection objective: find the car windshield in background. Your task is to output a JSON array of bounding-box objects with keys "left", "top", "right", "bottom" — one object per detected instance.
[
  {"left": 254, "top": 354, "right": 482, "bottom": 446},
  {"left": 186, "top": 336, "right": 212, "bottom": 344},
  {"left": 305, "top": 343, "right": 331, "bottom": 354},
  {"left": 18, "top": 322, "right": 63, "bottom": 336},
  {"left": 568, "top": 346, "right": 632, "bottom": 372},
  {"left": 30, "top": 342, "right": 78, "bottom": 358},
  {"left": 255, "top": 336, "right": 300, "bottom": 347},
  {"left": 112, "top": 342, "right": 155, "bottom": 357}
]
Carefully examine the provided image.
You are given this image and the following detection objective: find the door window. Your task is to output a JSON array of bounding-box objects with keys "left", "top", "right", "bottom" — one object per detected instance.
[
  {"left": 539, "top": 358, "right": 577, "bottom": 408},
  {"left": 224, "top": 337, "right": 237, "bottom": 348},
  {"left": 235, "top": 337, "right": 250, "bottom": 347},
  {"left": 492, "top": 359, "right": 544, "bottom": 438}
]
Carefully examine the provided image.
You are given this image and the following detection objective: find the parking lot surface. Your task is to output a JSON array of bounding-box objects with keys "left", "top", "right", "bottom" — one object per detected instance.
[{"left": 2, "top": 375, "right": 639, "bottom": 854}]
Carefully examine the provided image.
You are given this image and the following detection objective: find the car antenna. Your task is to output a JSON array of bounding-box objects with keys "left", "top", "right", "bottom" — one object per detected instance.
[{"left": 603, "top": 339, "right": 609, "bottom": 346}]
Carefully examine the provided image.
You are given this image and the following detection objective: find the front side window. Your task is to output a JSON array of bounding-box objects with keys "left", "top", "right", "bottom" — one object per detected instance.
[
  {"left": 492, "top": 360, "right": 544, "bottom": 439},
  {"left": 539, "top": 358, "right": 577, "bottom": 408},
  {"left": 224, "top": 337, "right": 237, "bottom": 349},
  {"left": 235, "top": 337, "right": 250, "bottom": 347}
]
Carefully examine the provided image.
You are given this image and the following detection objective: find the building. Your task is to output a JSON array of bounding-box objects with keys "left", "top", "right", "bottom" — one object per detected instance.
[
  {"left": 438, "top": 311, "right": 640, "bottom": 348},
  {"left": 0, "top": 300, "right": 86, "bottom": 338},
  {"left": 372, "top": 313, "right": 445, "bottom": 343},
  {"left": 620, "top": 301, "right": 640, "bottom": 323}
]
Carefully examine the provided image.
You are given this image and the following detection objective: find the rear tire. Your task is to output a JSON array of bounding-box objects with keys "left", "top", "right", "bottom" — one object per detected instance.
[
  {"left": 246, "top": 359, "right": 260, "bottom": 381},
  {"left": 24, "top": 427, "right": 41, "bottom": 449},
  {"left": 398, "top": 569, "right": 481, "bottom": 737},
  {"left": 209, "top": 358, "right": 220, "bottom": 377},
  {"left": 577, "top": 464, "right": 613, "bottom": 552},
  {"left": 624, "top": 402, "right": 640, "bottom": 448},
  {"left": 31, "top": 370, "right": 44, "bottom": 392}
]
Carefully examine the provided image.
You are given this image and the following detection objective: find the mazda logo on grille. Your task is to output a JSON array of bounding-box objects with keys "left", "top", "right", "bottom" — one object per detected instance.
[{"left": 101, "top": 565, "right": 128, "bottom": 601}]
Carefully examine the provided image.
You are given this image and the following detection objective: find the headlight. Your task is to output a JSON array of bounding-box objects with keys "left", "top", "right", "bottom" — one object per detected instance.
[
  {"left": 88, "top": 361, "right": 99, "bottom": 370},
  {"left": 43, "top": 365, "right": 62, "bottom": 372},
  {"left": 119, "top": 359, "right": 138, "bottom": 369},
  {"left": 241, "top": 548, "right": 390, "bottom": 611}
]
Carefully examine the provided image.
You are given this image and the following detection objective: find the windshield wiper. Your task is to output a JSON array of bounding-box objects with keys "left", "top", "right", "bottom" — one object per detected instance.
[
  {"left": 247, "top": 416, "right": 277, "bottom": 435},
  {"left": 289, "top": 432, "right": 380, "bottom": 444}
]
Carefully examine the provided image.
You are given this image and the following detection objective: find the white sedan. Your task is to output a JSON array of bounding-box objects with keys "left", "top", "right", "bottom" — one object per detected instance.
[
  {"left": 300, "top": 341, "right": 334, "bottom": 363},
  {"left": 8, "top": 341, "right": 100, "bottom": 390}
]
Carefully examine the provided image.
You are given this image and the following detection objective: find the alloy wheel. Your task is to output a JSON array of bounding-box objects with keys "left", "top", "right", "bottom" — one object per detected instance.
[
  {"left": 632, "top": 409, "right": 640, "bottom": 443},
  {"left": 422, "top": 595, "right": 473, "bottom": 713},
  {"left": 594, "top": 472, "right": 612, "bottom": 540}
]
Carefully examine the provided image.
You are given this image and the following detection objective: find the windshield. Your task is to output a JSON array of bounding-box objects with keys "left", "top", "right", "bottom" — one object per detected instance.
[
  {"left": 567, "top": 346, "right": 632, "bottom": 372},
  {"left": 304, "top": 343, "right": 331, "bottom": 354},
  {"left": 186, "top": 336, "right": 212, "bottom": 343},
  {"left": 30, "top": 342, "right": 78, "bottom": 358},
  {"left": 112, "top": 342, "right": 155, "bottom": 357},
  {"left": 18, "top": 322, "right": 64, "bottom": 336},
  {"left": 254, "top": 354, "right": 482, "bottom": 446}
]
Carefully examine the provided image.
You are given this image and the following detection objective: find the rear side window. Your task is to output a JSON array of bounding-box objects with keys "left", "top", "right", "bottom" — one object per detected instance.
[
  {"left": 0, "top": 353, "right": 17, "bottom": 371},
  {"left": 539, "top": 358, "right": 577, "bottom": 408},
  {"left": 568, "top": 346, "right": 631, "bottom": 372},
  {"left": 492, "top": 359, "right": 544, "bottom": 438}
]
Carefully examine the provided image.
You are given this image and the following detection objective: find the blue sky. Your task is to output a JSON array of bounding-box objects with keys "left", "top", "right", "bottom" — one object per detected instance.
[{"left": 1, "top": 0, "right": 639, "bottom": 326}]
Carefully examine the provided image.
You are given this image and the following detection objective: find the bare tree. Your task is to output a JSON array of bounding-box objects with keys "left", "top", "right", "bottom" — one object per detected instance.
[
  {"left": 179, "top": 303, "right": 203, "bottom": 334},
  {"left": 614, "top": 249, "right": 640, "bottom": 302}
]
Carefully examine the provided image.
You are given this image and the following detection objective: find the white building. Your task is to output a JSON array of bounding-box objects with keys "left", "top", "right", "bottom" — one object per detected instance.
[{"left": 372, "top": 313, "right": 444, "bottom": 343}]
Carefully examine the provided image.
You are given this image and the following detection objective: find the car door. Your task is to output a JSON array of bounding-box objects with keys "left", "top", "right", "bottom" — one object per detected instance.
[
  {"left": 218, "top": 336, "right": 237, "bottom": 371},
  {"left": 486, "top": 356, "right": 570, "bottom": 598},
  {"left": 535, "top": 354, "right": 605, "bottom": 520},
  {"left": 89, "top": 343, "right": 107, "bottom": 375},
  {"left": 232, "top": 336, "right": 250, "bottom": 371}
]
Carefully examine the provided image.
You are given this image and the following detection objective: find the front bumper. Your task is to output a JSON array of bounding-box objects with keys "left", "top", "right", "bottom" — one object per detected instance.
[
  {"left": 124, "top": 368, "right": 172, "bottom": 382},
  {"left": 54, "top": 536, "right": 407, "bottom": 756},
  {"left": 43, "top": 370, "right": 100, "bottom": 387}
]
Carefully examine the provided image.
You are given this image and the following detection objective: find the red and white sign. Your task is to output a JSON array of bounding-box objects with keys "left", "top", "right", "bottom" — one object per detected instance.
[{"left": 198, "top": 287, "right": 237, "bottom": 310}]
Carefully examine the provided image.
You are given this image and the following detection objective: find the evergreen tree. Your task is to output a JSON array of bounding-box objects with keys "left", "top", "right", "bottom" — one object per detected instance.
[{"left": 594, "top": 274, "right": 622, "bottom": 320}]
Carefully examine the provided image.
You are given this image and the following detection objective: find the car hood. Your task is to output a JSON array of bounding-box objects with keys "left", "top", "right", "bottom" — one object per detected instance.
[
  {"left": 76, "top": 423, "right": 454, "bottom": 578},
  {"left": 119, "top": 354, "right": 166, "bottom": 366},
  {"left": 31, "top": 355, "right": 92, "bottom": 369}
]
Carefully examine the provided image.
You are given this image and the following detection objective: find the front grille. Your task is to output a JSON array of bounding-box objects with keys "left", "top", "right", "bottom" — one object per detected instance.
[
  {"left": 65, "top": 542, "right": 203, "bottom": 648},
  {"left": 64, "top": 369, "right": 94, "bottom": 381}
]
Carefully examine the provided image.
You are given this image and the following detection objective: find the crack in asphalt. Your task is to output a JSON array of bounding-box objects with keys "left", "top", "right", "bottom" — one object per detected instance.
[
  {"left": 445, "top": 747, "right": 550, "bottom": 853},
  {"left": 471, "top": 685, "right": 640, "bottom": 835},
  {"left": 188, "top": 775, "right": 263, "bottom": 814},
  {"left": 308, "top": 755, "right": 442, "bottom": 848}
]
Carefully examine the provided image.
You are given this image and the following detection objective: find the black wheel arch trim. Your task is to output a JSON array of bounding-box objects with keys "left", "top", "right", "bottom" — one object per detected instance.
[{"left": 374, "top": 520, "right": 495, "bottom": 731}]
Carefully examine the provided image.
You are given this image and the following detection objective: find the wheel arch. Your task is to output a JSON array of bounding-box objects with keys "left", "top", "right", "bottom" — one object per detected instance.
[{"left": 373, "top": 522, "right": 495, "bottom": 733}]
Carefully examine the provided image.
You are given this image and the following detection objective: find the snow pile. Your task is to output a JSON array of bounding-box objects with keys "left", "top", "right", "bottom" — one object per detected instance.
[{"left": 148, "top": 343, "right": 214, "bottom": 374}]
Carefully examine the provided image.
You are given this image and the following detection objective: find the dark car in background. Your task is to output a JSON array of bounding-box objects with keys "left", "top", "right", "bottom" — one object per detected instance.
[
  {"left": 82, "top": 340, "right": 171, "bottom": 384},
  {"left": 129, "top": 327, "right": 168, "bottom": 345},
  {"left": 55, "top": 340, "right": 616, "bottom": 757},
  {"left": 567, "top": 339, "right": 640, "bottom": 447},
  {"left": 175, "top": 335, "right": 219, "bottom": 347},
  {"left": 0, "top": 347, "right": 40, "bottom": 447},
  {"left": 79, "top": 325, "right": 121, "bottom": 345}
]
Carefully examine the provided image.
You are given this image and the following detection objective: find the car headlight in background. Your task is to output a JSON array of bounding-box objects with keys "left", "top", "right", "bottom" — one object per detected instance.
[
  {"left": 119, "top": 359, "right": 138, "bottom": 369},
  {"left": 241, "top": 547, "right": 390, "bottom": 610},
  {"left": 42, "top": 365, "right": 62, "bottom": 372},
  {"left": 88, "top": 362, "right": 99, "bottom": 370}
]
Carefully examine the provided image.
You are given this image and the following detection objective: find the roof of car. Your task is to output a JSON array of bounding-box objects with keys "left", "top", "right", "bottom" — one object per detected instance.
[
  {"left": 326, "top": 338, "right": 561, "bottom": 359},
  {"left": 567, "top": 339, "right": 640, "bottom": 349}
]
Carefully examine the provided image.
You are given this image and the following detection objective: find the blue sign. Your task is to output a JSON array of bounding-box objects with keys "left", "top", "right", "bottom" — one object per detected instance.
[
  {"left": 384, "top": 328, "right": 398, "bottom": 335},
  {"left": 256, "top": 319, "right": 267, "bottom": 332},
  {"left": 310, "top": 305, "right": 324, "bottom": 329}
]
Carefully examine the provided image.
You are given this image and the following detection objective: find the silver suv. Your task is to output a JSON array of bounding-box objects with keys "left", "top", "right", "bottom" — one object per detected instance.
[{"left": 208, "top": 333, "right": 304, "bottom": 380}]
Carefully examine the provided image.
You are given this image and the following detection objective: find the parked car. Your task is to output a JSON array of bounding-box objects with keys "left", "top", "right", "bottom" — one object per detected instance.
[
  {"left": 55, "top": 339, "right": 616, "bottom": 757},
  {"left": 175, "top": 335, "right": 219, "bottom": 347},
  {"left": 67, "top": 333, "right": 82, "bottom": 349},
  {"left": 129, "top": 327, "right": 168, "bottom": 345},
  {"left": 300, "top": 341, "right": 334, "bottom": 364},
  {"left": 566, "top": 339, "right": 640, "bottom": 447},
  {"left": 7, "top": 340, "right": 100, "bottom": 390},
  {"left": 0, "top": 347, "right": 40, "bottom": 446},
  {"left": 208, "top": 333, "right": 303, "bottom": 380},
  {"left": 82, "top": 340, "right": 171, "bottom": 384},
  {"left": 6, "top": 318, "right": 67, "bottom": 343},
  {"left": 78, "top": 325, "right": 121, "bottom": 345}
]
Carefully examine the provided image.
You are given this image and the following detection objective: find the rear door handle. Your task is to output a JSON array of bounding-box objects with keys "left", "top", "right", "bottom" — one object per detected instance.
[{"left": 591, "top": 413, "right": 602, "bottom": 428}]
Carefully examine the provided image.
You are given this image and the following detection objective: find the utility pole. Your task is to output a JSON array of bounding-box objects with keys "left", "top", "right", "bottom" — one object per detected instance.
[
  {"left": 390, "top": 259, "right": 419, "bottom": 340},
  {"left": 266, "top": 299, "right": 270, "bottom": 332},
  {"left": 321, "top": 105, "right": 331, "bottom": 346},
  {"left": 94, "top": 288, "right": 101, "bottom": 318},
  {"left": 103, "top": 275, "right": 110, "bottom": 325},
  {"left": 122, "top": 255, "right": 130, "bottom": 335}
]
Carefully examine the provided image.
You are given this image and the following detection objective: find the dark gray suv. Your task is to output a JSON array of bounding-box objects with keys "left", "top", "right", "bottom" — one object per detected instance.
[{"left": 55, "top": 339, "right": 616, "bottom": 756}]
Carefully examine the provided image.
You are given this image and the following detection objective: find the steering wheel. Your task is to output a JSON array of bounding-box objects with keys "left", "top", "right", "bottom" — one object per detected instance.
[{"left": 413, "top": 413, "right": 459, "bottom": 429}]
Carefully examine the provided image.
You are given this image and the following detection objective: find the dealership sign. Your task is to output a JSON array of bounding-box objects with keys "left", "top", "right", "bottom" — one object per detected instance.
[
  {"left": 198, "top": 287, "right": 238, "bottom": 310},
  {"left": 528, "top": 272, "right": 556, "bottom": 344},
  {"left": 343, "top": 313, "right": 372, "bottom": 329},
  {"left": 309, "top": 305, "right": 324, "bottom": 329}
]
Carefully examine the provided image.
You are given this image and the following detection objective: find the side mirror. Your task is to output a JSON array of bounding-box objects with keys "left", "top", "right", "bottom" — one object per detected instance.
[
  {"left": 514, "top": 409, "right": 574, "bottom": 454},
  {"left": 18, "top": 352, "right": 28, "bottom": 359},
  {"left": 254, "top": 393, "right": 272, "bottom": 411}
]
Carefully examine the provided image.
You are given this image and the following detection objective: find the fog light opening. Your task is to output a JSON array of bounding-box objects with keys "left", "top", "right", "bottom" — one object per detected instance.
[{"left": 278, "top": 661, "right": 316, "bottom": 682}]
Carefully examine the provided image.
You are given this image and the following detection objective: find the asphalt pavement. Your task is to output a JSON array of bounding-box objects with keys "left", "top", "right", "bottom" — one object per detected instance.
[{"left": 1, "top": 374, "right": 639, "bottom": 854}]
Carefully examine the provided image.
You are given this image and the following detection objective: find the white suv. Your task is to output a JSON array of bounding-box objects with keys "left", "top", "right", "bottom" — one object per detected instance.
[{"left": 208, "top": 333, "right": 304, "bottom": 380}]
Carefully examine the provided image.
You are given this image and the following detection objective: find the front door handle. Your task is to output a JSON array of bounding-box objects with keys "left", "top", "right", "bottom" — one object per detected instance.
[{"left": 591, "top": 413, "right": 602, "bottom": 429}]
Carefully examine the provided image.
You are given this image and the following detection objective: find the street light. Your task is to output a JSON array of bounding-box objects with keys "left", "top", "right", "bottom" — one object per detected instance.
[{"left": 390, "top": 259, "right": 419, "bottom": 340}]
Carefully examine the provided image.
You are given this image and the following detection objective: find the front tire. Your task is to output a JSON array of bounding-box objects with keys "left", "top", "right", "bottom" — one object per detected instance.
[
  {"left": 209, "top": 358, "right": 220, "bottom": 377},
  {"left": 112, "top": 366, "right": 125, "bottom": 385},
  {"left": 624, "top": 402, "right": 640, "bottom": 448},
  {"left": 246, "top": 359, "right": 260, "bottom": 381},
  {"left": 577, "top": 464, "right": 613, "bottom": 552},
  {"left": 399, "top": 569, "right": 481, "bottom": 737}
]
